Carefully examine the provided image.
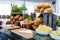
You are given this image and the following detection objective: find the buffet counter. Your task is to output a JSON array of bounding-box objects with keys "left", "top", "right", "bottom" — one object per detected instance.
[
  {"left": 1, "top": 25, "right": 54, "bottom": 40},
  {"left": 0, "top": 24, "right": 21, "bottom": 40},
  {"left": 11, "top": 28, "right": 34, "bottom": 40},
  {"left": 10, "top": 28, "right": 53, "bottom": 40}
]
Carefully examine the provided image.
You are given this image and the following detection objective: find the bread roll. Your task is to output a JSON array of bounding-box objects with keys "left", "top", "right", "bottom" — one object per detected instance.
[
  {"left": 14, "top": 15, "right": 20, "bottom": 19},
  {"left": 19, "top": 16, "right": 23, "bottom": 21},
  {"left": 41, "top": 2, "right": 51, "bottom": 9},
  {"left": 37, "top": 4, "right": 42, "bottom": 9},
  {"left": 34, "top": 8, "right": 40, "bottom": 13},
  {"left": 44, "top": 8, "right": 53, "bottom": 13},
  {"left": 39, "top": 8, "right": 44, "bottom": 13},
  {"left": 23, "top": 18, "right": 32, "bottom": 23},
  {"left": 34, "top": 17, "right": 43, "bottom": 26},
  {"left": 23, "top": 19, "right": 29, "bottom": 23}
]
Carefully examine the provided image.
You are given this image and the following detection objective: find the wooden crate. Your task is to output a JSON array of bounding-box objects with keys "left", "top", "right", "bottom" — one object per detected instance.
[
  {"left": 43, "top": 13, "right": 57, "bottom": 30},
  {"left": 52, "top": 14, "right": 57, "bottom": 30}
]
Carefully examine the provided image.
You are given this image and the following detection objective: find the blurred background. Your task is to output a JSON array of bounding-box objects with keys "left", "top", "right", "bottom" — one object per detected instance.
[{"left": 0, "top": 0, "right": 59, "bottom": 16}]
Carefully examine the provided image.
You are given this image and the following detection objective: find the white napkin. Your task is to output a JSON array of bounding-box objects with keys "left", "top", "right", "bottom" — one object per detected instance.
[
  {"left": 19, "top": 30, "right": 33, "bottom": 34},
  {"left": 36, "top": 13, "right": 41, "bottom": 18},
  {"left": 20, "top": 21, "right": 24, "bottom": 26},
  {"left": 5, "top": 25, "right": 10, "bottom": 27}
]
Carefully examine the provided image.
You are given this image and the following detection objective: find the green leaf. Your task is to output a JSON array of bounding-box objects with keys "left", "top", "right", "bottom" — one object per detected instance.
[
  {"left": 56, "top": 19, "right": 60, "bottom": 26},
  {"left": 12, "top": 4, "right": 27, "bottom": 14},
  {"left": 26, "top": 15, "right": 32, "bottom": 20}
]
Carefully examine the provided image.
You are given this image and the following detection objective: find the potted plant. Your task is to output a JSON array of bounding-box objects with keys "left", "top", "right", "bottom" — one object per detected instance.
[
  {"left": 56, "top": 18, "right": 60, "bottom": 30},
  {"left": 11, "top": 4, "right": 27, "bottom": 16}
]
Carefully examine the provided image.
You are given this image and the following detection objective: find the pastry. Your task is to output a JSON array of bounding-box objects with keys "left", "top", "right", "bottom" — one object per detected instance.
[
  {"left": 34, "top": 8, "right": 40, "bottom": 13},
  {"left": 37, "top": 4, "right": 42, "bottom": 9},
  {"left": 41, "top": 2, "right": 51, "bottom": 9},
  {"left": 44, "top": 8, "right": 53, "bottom": 13},
  {"left": 39, "top": 8, "right": 44, "bottom": 13}
]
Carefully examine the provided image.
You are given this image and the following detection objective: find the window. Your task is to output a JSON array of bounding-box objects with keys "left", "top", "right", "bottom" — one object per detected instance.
[
  {"left": 0, "top": 4, "right": 11, "bottom": 15},
  {"left": 25, "top": 1, "right": 39, "bottom": 15}
]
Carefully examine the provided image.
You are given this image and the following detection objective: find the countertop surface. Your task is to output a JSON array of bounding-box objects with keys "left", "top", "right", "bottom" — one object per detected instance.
[
  {"left": 2, "top": 24, "right": 20, "bottom": 30},
  {"left": 11, "top": 28, "right": 34, "bottom": 39}
]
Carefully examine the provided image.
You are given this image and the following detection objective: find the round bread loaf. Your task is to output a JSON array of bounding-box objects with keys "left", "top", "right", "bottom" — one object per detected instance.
[
  {"left": 14, "top": 15, "right": 20, "bottom": 19},
  {"left": 34, "top": 8, "right": 40, "bottom": 13},
  {"left": 41, "top": 2, "right": 51, "bottom": 9},
  {"left": 39, "top": 8, "right": 44, "bottom": 13},
  {"left": 37, "top": 4, "right": 42, "bottom": 9},
  {"left": 44, "top": 8, "right": 53, "bottom": 13}
]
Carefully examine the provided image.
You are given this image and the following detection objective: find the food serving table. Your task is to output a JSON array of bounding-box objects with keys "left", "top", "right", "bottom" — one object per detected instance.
[
  {"left": 2, "top": 24, "right": 21, "bottom": 36},
  {"left": 1, "top": 24, "right": 21, "bottom": 40},
  {"left": 11, "top": 28, "right": 54, "bottom": 40},
  {"left": 1, "top": 24, "right": 54, "bottom": 40},
  {"left": 11, "top": 28, "right": 34, "bottom": 40}
]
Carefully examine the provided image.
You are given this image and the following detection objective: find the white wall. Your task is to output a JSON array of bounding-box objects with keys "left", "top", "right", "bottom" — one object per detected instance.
[
  {"left": 59, "top": 0, "right": 60, "bottom": 16},
  {"left": 25, "top": 1, "right": 39, "bottom": 15},
  {"left": 0, "top": 4, "right": 11, "bottom": 15},
  {"left": 55, "top": 0, "right": 60, "bottom": 16}
]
